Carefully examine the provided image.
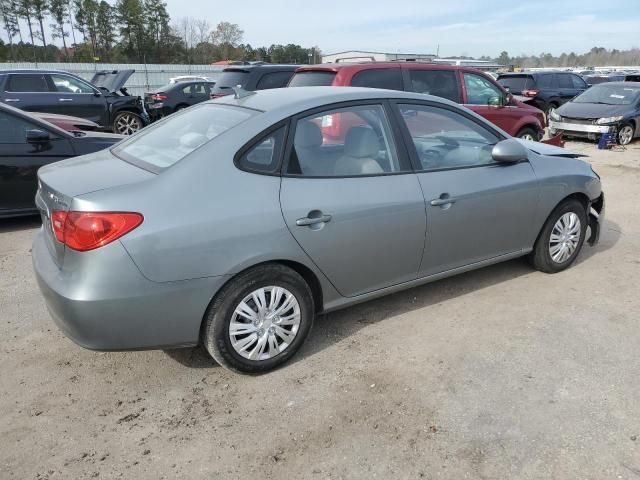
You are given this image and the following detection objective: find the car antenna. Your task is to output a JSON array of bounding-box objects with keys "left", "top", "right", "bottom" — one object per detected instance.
[{"left": 232, "top": 85, "right": 256, "bottom": 99}]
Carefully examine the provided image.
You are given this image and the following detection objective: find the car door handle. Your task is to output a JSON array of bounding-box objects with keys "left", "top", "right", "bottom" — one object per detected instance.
[
  {"left": 296, "top": 213, "right": 332, "bottom": 226},
  {"left": 430, "top": 194, "right": 457, "bottom": 207},
  {"left": 5, "top": 98, "right": 20, "bottom": 102},
  {"left": 59, "top": 98, "right": 73, "bottom": 102}
]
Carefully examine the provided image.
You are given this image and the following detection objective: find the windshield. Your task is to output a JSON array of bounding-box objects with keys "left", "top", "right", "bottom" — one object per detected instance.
[
  {"left": 497, "top": 75, "right": 532, "bottom": 93},
  {"left": 113, "top": 104, "right": 256, "bottom": 170},
  {"left": 211, "top": 70, "right": 250, "bottom": 93},
  {"left": 573, "top": 84, "right": 640, "bottom": 105},
  {"left": 289, "top": 71, "right": 337, "bottom": 87}
]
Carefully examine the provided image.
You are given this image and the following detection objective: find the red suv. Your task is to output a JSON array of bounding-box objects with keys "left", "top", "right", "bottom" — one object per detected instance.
[{"left": 289, "top": 62, "right": 546, "bottom": 141}]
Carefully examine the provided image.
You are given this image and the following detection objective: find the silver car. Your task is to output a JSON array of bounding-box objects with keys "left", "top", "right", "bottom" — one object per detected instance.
[{"left": 32, "top": 87, "right": 604, "bottom": 373}]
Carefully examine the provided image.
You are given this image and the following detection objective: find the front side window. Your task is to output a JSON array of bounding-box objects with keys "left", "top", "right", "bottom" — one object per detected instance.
[
  {"left": 0, "top": 111, "right": 47, "bottom": 144},
  {"left": 463, "top": 73, "right": 503, "bottom": 105},
  {"left": 113, "top": 104, "right": 256, "bottom": 170},
  {"left": 49, "top": 74, "right": 94, "bottom": 94},
  {"left": 237, "top": 126, "right": 286, "bottom": 174},
  {"left": 571, "top": 74, "right": 587, "bottom": 89},
  {"left": 351, "top": 69, "right": 403, "bottom": 91},
  {"left": 287, "top": 104, "right": 406, "bottom": 177},
  {"left": 6, "top": 74, "right": 50, "bottom": 92},
  {"left": 409, "top": 70, "right": 461, "bottom": 102},
  {"left": 398, "top": 104, "right": 499, "bottom": 171}
]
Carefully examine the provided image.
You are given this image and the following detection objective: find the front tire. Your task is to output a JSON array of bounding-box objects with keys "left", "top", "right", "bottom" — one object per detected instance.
[
  {"left": 617, "top": 122, "right": 635, "bottom": 146},
  {"left": 529, "top": 199, "right": 588, "bottom": 273},
  {"left": 516, "top": 127, "right": 539, "bottom": 141},
  {"left": 203, "top": 264, "right": 314, "bottom": 374},
  {"left": 113, "top": 111, "right": 143, "bottom": 135}
]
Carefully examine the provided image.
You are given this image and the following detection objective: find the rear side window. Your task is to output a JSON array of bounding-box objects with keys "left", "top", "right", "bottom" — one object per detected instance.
[
  {"left": 289, "top": 71, "right": 337, "bottom": 87},
  {"left": 536, "top": 74, "right": 554, "bottom": 89},
  {"left": 351, "top": 69, "right": 403, "bottom": 91},
  {"left": 6, "top": 74, "right": 50, "bottom": 92},
  {"left": 497, "top": 75, "right": 532, "bottom": 93},
  {"left": 256, "top": 71, "right": 295, "bottom": 90},
  {"left": 408, "top": 69, "right": 461, "bottom": 102},
  {"left": 237, "top": 126, "right": 286, "bottom": 174},
  {"left": 113, "top": 104, "right": 256, "bottom": 170}
]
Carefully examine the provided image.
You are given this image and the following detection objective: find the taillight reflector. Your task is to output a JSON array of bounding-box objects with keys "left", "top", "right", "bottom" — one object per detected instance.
[
  {"left": 51, "top": 211, "right": 143, "bottom": 251},
  {"left": 152, "top": 93, "right": 168, "bottom": 101},
  {"left": 522, "top": 89, "right": 539, "bottom": 97}
]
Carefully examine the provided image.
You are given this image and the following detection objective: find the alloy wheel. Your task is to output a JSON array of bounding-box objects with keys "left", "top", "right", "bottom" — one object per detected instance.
[
  {"left": 618, "top": 125, "right": 634, "bottom": 146},
  {"left": 114, "top": 113, "right": 142, "bottom": 135},
  {"left": 549, "top": 212, "right": 581, "bottom": 263},
  {"left": 229, "top": 286, "right": 301, "bottom": 361}
]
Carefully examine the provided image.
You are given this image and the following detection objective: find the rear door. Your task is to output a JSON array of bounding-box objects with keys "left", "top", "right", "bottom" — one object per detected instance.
[
  {"left": 279, "top": 101, "right": 426, "bottom": 297},
  {"left": 0, "top": 109, "right": 74, "bottom": 212},
  {"left": 1, "top": 73, "right": 55, "bottom": 113},
  {"left": 391, "top": 101, "right": 540, "bottom": 276},
  {"left": 47, "top": 73, "right": 106, "bottom": 124}
]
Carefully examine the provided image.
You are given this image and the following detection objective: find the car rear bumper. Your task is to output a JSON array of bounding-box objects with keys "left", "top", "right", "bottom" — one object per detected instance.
[{"left": 32, "top": 230, "right": 227, "bottom": 351}]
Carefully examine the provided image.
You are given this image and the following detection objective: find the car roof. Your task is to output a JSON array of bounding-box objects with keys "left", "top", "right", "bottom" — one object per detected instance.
[
  {"left": 212, "top": 86, "right": 459, "bottom": 116},
  {"left": 295, "top": 62, "right": 464, "bottom": 73},
  {"left": 222, "top": 64, "right": 299, "bottom": 72},
  {"left": 0, "top": 68, "right": 81, "bottom": 75}
]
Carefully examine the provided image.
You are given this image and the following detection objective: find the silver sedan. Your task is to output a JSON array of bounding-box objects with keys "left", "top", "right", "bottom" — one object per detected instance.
[{"left": 32, "top": 87, "right": 604, "bottom": 373}]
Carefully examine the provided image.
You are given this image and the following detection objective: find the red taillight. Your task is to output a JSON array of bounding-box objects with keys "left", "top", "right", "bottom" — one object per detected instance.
[
  {"left": 522, "top": 89, "right": 539, "bottom": 97},
  {"left": 51, "top": 211, "right": 143, "bottom": 251},
  {"left": 210, "top": 92, "right": 228, "bottom": 99},
  {"left": 152, "top": 93, "right": 168, "bottom": 101}
]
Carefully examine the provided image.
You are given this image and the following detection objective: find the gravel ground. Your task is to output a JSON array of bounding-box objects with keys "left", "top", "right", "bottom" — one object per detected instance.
[{"left": 1, "top": 140, "right": 639, "bottom": 480}]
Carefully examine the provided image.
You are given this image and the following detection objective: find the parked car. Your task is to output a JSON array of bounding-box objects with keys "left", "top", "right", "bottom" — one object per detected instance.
[
  {"left": 549, "top": 82, "right": 640, "bottom": 145},
  {"left": 209, "top": 64, "right": 298, "bottom": 98},
  {"left": 0, "top": 69, "right": 149, "bottom": 135},
  {"left": 289, "top": 62, "right": 546, "bottom": 141},
  {"left": 32, "top": 112, "right": 100, "bottom": 132},
  {"left": 0, "top": 103, "right": 123, "bottom": 218},
  {"left": 32, "top": 87, "right": 604, "bottom": 373},
  {"left": 497, "top": 72, "right": 588, "bottom": 117},
  {"left": 145, "top": 81, "right": 216, "bottom": 120}
]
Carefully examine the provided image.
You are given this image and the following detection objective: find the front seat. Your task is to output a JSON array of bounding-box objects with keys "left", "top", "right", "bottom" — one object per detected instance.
[
  {"left": 293, "top": 121, "right": 323, "bottom": 175},
  {"left": 334, "top": 126, "right": 384, "bottom": 176}
]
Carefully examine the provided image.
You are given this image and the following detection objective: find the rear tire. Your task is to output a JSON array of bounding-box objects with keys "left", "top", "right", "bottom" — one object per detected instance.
[
  {"left": 202, "top": 264, "right": 314, "bottom": 374},
  {"left": 529, "top": 199, "right": 588, "bottom": 273}
]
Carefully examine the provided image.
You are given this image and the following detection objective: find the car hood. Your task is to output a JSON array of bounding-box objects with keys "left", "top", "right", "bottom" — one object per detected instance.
[
  {"left": 556, "top": 101, "right": 631, "bottom": 119},
  {"left": 90, "top": 70, "right": 135, "bottom": 93},
  {"left": 516, "top": 138, "right": 587, "bottom": 158}
]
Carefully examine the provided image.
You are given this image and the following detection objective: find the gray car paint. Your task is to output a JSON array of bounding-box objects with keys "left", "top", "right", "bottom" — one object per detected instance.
[{"left": 32, "top": 87, "right": 603, "bottom": 351}]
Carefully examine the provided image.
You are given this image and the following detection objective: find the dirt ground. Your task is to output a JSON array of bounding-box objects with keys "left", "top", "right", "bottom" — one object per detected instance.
[{"left": 1, "top": 140, "right": 639, "bottom": 480}]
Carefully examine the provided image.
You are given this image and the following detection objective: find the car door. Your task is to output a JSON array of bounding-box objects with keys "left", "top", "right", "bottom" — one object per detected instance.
[
  {"left": 556, "top": 73, "right": 582, "bottom": 105},
  {"left": 461, "top": 71, "right": 519, "bottom": 134},
  {"left": 1, "top": 73, "right": 56, "bottom": 113},
  {"left": 0, "top": 109, "right": 74, "bottom": 212},
  {"left": 390, "top": 101, "right": 540, "bottom": 277},
  {"left": 47, "top": 73, "right": 106, "bottom": 124},
  {"left": 279, "top": 102, "right": 427, "bottom": 297}
]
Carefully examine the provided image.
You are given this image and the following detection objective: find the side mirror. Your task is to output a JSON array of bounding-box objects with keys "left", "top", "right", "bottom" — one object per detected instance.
[
  {"left": 492, "top": 139, "right": 529, "bottom": 163},
  {"left": 26, "top": 129, "right": 51, "bottom": 144}
]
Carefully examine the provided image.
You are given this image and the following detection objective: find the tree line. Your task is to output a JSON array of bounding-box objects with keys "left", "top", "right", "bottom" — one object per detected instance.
[
  {"left": 489, "top": 47, "right": 640, "bottom": 68},
  {"left": 0, "top": 0, "right": 321, "bottom": 64}
]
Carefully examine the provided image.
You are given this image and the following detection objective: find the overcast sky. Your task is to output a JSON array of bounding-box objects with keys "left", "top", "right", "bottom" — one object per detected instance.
[{"left": 161, "top": 0, "right": 640, "bottom": 57}]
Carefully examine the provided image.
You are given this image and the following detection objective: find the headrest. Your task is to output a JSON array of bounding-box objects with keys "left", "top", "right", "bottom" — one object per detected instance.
[
  {"left": 343, "top": 126, "right": 380, "bottom": 158},
  {"left": 295, "top": 121, "right": 323, "bottom": 148}
]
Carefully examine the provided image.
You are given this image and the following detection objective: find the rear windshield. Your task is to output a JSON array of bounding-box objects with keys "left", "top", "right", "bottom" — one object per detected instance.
[
  {"left": 211, "top": 70, "right": 250, "bottom": 93},
  {"left": 497, "top": 75, "right": 533, "bottom": 93},
  {"left": 288, "top": 71, "right": 337, "bottom": 87},
  {"left": 113, "top": 104, "right": 256, "bottom": 170}
]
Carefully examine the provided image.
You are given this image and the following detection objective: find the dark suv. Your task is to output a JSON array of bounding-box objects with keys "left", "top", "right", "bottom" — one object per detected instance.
[
  {"left": 210, "top": 64, "right": 298, "bottom": 98},
  {"left": 290, "top": 62, "right": 546, "bottom": 141},
  {"left": 0, "top": 69, "right": 149, "bottom": 135},
  {"left": 497, "top": 72, "right": 588, "bottom": 117}
]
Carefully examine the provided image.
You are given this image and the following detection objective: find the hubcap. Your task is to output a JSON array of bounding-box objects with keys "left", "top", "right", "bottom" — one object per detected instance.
[
  {"left": 619, "top": 126, "right": 633, "bottom": 145},
  {"left": 229, "top": 286, "right": 301, "bottom": 361},
  {"left": 520, "top": 133, "right": 535, "bottom": 141},
  {"left": 549, "top": 212, "right": 581, "bottom": 263},
  {"left": 115, "top": 114, "right": 141, "bottom": 135}
]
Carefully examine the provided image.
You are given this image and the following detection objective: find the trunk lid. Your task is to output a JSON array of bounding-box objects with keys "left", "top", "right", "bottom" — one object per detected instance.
[{"left": 35, "top": 149, "right": 155, "bottom": 266}]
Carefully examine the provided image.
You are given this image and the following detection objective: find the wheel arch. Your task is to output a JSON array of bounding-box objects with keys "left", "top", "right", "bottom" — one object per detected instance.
[{"left": 532, "top": 191, "right": 590, "bottom": 246}]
